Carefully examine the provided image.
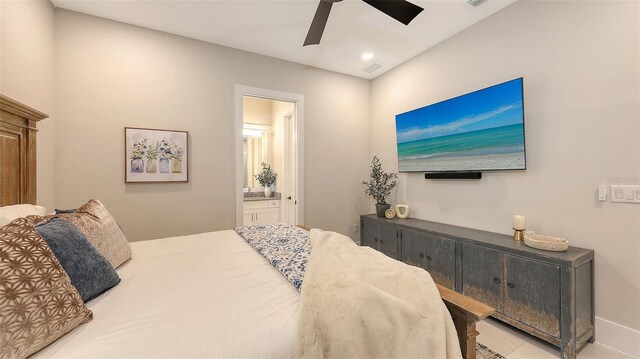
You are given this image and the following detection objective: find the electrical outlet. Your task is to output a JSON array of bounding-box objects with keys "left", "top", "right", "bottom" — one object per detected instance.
[
  {"left": 610, "top": 185, "right": 640, "bottom": 204},
  {"left": 352, "top": 224, "right": 359, "bottom": 233}
]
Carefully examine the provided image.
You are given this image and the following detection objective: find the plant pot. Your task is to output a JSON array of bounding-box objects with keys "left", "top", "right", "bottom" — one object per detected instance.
[
  {"left": 264, "top": 186, "right": 273, "bottom": 197},
  {"left": 375, "top": 204, "right": 391, "bottom": 217},
  {"left": 145, "top": 159, "right": 157, "bottom": 173},
  {"left": 159, "top": 158, "right": 170, "bottom": 173},
  {"left": 131, "top": 158, "right": 144, "bottom": 173},
  {"left": 171, "top": 158, "right": 182, "bottom": 173}
]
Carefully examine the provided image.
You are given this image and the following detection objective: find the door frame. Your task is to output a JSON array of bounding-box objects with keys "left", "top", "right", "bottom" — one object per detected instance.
[
  {"left": 282, "top": 111, "right": 295, "bottom": 225},
  {"left": 235, "top": 85, "right": 304, "bottom": 227}
]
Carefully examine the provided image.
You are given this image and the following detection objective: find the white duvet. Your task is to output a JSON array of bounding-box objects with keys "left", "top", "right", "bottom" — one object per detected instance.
[
  {"left": 35, "top": 230, "right": 300, "bottom": 359},
  {"left": 298, "top": 229, "right": 462, "bottom": 359}
]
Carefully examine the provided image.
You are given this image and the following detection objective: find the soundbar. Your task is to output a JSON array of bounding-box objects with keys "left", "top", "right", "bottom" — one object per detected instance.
[{"left": 424, "top": 172, "right": 482, "bottom": 180}]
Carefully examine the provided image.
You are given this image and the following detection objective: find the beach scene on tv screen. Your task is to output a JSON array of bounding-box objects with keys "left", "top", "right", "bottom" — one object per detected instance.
[{"left": 396, "top": 78, "right": 525, "bottom": 172}]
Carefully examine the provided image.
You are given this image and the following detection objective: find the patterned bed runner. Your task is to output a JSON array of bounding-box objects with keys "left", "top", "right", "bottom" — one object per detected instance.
[{"left": 234, "top": 223, "right": 310, "bottom": 290}]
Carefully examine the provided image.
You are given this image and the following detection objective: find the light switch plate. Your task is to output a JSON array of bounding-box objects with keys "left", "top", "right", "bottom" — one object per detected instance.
[
  {"left": 610, "top": 185, "right": 640, "bottom": 204},
  {"left": 598, "top": 185, "right": 607, "bottom": 201}
]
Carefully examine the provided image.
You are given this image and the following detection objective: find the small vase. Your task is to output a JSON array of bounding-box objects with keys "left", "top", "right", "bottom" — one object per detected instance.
[
  {"left": 171, "top": 158, "right": 182, "bottom": 173},
  {"left": 375, "top": 203, "right": 391, "bottom": 217},
  {"left": 131, "top": 158, "right": 144, "bottom": 173},
  {"left": 159, "top": 158, "right": 170, "bottom": 173},
  {"left": 264, "top": 186, "right": 273, "bottom": 197},
  {"left": 146, "top": 159, "right": 157, "bottom": 173}
]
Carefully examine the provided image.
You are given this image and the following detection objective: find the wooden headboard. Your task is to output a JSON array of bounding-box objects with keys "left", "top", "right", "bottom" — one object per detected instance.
[{"left": 0, "top": 94, "right": 48, "bottom": 206}]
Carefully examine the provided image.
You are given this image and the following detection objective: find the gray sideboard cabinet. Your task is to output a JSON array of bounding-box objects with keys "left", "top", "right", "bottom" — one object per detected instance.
[{"left": 360, "top": 214, "right": 594, "bottom": 359}]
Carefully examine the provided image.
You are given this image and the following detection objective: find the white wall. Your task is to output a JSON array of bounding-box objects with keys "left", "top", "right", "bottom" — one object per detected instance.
[
  {"left": 0, "top": 0, "right": 56, "bottom": 210},
  {"left": 55, "top": 9, "right": 370, "bottom": 242},
  {"left": 370, "top": 0, "right": 640, "bottom": 350},
  {"left": 271, "top": 100, "right": 294, "bottom": 194}
]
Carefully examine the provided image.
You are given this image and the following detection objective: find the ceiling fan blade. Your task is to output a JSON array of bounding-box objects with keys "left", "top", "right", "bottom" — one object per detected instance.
[
  {"left": 304, "top": 0, "right": 334, "bottom": 46},
  {"left": 362, "top": 0, "right": 424, "bottom": 26}
]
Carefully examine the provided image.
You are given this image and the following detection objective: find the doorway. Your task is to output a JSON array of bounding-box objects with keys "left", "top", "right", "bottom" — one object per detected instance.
[{"left": 235, "top": 85, "right": 304, "bottom": 227}]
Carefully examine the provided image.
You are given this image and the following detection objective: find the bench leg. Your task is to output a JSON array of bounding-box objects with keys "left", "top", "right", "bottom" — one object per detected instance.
[{"left": 447, "top": 305, "right": 480, "bottom": 359}]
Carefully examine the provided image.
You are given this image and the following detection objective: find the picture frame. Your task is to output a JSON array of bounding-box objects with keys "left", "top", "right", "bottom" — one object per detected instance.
[{"left": 124, "top": 127, "right": 188, "bottom": 183}]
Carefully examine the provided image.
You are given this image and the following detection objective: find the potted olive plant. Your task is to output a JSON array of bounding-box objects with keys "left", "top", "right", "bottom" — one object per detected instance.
[
  {"left": 255, "top": 162, "right": 277, "bottom": 197},
  {"left": 362, "top": 155, "right": 397, "bottom": 217}
]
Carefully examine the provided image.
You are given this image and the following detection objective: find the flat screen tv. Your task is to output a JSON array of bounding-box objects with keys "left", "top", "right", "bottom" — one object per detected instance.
[{"left": 395, "top": 78, "right": 526, "bottom": 173}]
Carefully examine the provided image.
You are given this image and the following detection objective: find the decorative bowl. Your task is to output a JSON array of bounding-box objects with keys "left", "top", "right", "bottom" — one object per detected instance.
[
  {"left": 524, "top": 234, "right": 569, "bottom": 252},
  {"left": 384, "top": 208, "right": 396, "bottom": 219}
]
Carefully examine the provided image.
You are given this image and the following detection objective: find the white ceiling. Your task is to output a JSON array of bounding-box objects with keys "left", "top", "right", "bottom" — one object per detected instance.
[{"left": 50, "top": 0, "right": 515, "bottom": 79}]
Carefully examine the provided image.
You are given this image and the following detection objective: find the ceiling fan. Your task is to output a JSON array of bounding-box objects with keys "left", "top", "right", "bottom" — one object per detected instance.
[{"left": 304, "top": 0, "right": 424, "bottom": 46}]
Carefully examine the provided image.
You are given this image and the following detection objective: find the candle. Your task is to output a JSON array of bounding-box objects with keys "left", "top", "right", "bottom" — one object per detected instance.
[{"left": 513, "top": 215, "right": 526, "bottom": 230}]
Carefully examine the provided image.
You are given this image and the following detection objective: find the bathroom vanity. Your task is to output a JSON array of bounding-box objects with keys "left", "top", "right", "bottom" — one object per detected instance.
[{"left": 243, "top": 193, "right": 281, "bottom": 225}]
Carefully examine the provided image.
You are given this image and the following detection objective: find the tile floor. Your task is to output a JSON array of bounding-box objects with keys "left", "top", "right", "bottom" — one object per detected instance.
[{"left": 477, "top": 318, "right": 635, "bottom": 359}]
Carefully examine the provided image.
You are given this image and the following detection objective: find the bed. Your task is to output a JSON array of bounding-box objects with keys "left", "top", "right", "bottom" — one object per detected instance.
[
  {"left": 1, "top": 94, "right": 494, "bottom": 359},
  {"left": 34, "top": 230, "right": 302, "bottom": 358}
]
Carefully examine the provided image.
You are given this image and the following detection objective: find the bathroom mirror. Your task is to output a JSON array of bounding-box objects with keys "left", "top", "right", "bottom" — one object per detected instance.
[{"left": 243, "top": 124, "right": 271, "bottom": 189}]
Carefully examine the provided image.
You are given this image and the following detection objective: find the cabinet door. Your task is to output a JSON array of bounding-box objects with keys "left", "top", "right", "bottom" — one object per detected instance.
[
  {"left": 254, "top": 208, "right": 279, "bottom": 225},
  {"left": 401, "top": 229, "right": 426, "bottom": 268},
  {"left": 461, "top": 243, "right": 504, "bottom": 312},
  {"left": 424, "top": 234, "right": 456, "bottom": 290},
  {"left": 361, "top": 220, "right": 378, "bottom": 248},
  {"left": 504, "top": 255, "right": 561, "bottom": 338},
  {"left": 378, "top": 224, "right": 399, "bottom": 260},
  {"left": 243, "top": 210, "right": 254, "bottom": 226}
]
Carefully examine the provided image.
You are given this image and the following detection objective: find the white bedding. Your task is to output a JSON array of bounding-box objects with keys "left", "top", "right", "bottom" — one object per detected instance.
[
  {"left": 35, "top": 230, "right": 300, "bottom": 359},
  {"left": 298, "top": 229, "right": 461, "bottom": 359}
]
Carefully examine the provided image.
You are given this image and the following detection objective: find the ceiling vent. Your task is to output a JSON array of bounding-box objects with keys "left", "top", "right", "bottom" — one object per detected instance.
[
  {"left": 467, "top": 0, "right": 487, "bottom": 6},
  {"left": 362, "top": 62, "right": 383, "bottom": 74}
]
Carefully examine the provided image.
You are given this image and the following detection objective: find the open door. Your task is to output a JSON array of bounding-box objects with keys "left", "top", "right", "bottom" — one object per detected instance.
[
  {"left": 235, "top": 85, "right": 304, "bottom": 228},
  {"left": 283, "top": 112, "right": 297, "bottom": 225}
]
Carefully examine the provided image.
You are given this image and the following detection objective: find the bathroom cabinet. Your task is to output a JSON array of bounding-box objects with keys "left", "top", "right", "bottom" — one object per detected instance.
[{"left": 243, "top": 200, "right": 280, "bottom": 225}]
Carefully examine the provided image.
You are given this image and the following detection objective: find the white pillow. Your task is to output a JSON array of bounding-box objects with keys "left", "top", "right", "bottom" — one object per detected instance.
[{"left": 0, "top": 204, "right": 47, "bottom": 227}]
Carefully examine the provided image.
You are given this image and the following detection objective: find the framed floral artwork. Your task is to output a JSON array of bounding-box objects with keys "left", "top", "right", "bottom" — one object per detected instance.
[{"left": 125, "top": 127, "right": 188, "bottom": 183}]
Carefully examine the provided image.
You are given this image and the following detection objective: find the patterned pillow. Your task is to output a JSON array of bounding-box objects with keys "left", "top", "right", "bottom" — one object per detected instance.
[
  {"left": 55, "top": 200, "right": 131, "bottom": 268},
  {"left": 35, "top": 218, "right": 121, "bottom": 302},
  {"left": 0, "top": 217, "right": 93, "bottom": 359}
]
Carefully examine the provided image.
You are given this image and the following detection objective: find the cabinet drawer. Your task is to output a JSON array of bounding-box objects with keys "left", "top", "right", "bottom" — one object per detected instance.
[
  {"left": 267, "top": 200, "right": 280, "bottom": 208},
  {"left": 243, "top": 201, "right": 269, "bottom": 210}
]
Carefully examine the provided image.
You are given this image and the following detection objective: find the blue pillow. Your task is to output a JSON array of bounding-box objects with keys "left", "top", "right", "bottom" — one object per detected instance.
[{"left": 35, "top": 217, "right": 121, "bottom": 302}]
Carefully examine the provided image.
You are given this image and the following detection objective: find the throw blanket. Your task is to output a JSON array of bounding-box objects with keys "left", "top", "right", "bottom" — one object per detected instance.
[
  {"left": 235, "top": 223, "right": 310, "bottom": 290},
  {"left": 298, "top": 229, "right": 462, "bottom": 359}
]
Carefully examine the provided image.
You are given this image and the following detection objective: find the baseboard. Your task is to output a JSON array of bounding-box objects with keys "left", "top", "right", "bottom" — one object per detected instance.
[{"left": 595, "top": 317, "right": 640, "bottom": 358}]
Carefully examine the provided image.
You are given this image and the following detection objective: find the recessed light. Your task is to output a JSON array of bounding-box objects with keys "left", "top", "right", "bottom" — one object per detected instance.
[{"left": 362, "top": 53, "right": 374, "bottom": 60}]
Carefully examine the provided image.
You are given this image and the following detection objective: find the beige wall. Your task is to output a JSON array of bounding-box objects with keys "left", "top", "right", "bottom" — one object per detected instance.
[
  {"left": 243, "top": 97, "right": 273, "bottom": 126},
  {"left": 371, "top": 0, "right": 640, "bottom": 334},
  {"left": 55, "top": 9, "right": 370, "bottom": 242},
  {"left": 1, "top": 0, "right": 56, "bottom": 210}
]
